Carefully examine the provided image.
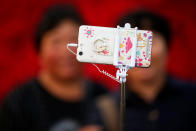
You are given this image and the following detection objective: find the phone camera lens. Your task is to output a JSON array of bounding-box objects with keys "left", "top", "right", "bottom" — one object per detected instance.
[{"left": 79, "top": 51, "right": 83, "bottom": 56}]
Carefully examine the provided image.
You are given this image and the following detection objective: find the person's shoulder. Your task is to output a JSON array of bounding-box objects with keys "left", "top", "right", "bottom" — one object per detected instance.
[
  {"left": 3, "top": 78, "right": 40, "bottom": 106},
  {"left": 168, "top": 76, "right": 196, "bottom": 90},
  {"left": 168, "top": 76, "right": 196, "bottom": 98}
]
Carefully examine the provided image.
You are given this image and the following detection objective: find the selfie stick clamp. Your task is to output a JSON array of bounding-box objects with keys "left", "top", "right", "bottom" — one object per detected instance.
[{"left": 114, "top": 23, "right": 137, "bottom": 83}]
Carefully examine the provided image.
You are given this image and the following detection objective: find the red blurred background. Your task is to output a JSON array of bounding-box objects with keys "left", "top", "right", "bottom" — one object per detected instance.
[{"left": 0, "top": 0, "right": 196, "bottom": 104}]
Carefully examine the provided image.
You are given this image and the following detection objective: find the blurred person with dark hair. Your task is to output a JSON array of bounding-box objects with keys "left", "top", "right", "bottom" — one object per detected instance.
[
  {"left": 0, "top": 5, "right": 107, "bottom": 131},
  {"left": 114, "top": 10, "right": 196, "bottom": 131}
]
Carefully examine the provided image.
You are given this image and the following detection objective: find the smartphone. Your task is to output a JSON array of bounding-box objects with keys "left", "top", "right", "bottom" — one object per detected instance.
[{"left": 76, "top": 25, "right": 152, "bottom": 67}]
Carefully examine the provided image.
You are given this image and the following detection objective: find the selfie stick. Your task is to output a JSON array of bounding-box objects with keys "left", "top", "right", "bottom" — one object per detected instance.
[
  {"left": 67, "top": 23, "right": 138, "bottom": 131},
  {"left": 114, "top": 23, "right": 138, "bottom": 131}
]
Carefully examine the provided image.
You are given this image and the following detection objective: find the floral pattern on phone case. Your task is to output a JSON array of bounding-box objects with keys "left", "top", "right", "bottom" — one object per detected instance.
[
  {"left": 135, "top": 31, "right": 153, "bottom": 67},
  {"left": 118, "top": 30, "right": 136, "bottom": 66}
]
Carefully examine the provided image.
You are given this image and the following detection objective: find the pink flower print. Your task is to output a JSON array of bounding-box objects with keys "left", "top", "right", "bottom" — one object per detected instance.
[
  {"left": 143, "top": 51, "right": 146, "bottom": 57},
  {"left": 138, "top": 58, "right": 143, "bottom": 66},
  {"left": 126, "top": 37, "right": 132, "bottom": 53},
  {"left": 139, "top": 63, "right": 143, "bottom": 66},
  {"left": 84, "top": 27, "right": 94, "bottom": 38},
  {"left": 144, "top": 33, "right": 147, "bottom": 37},
  {"left": 127, "top": 55, "right": 131, "bottom": 60},
  {"left": 102, "top": 50, "right": 109, "bottom": 55}
]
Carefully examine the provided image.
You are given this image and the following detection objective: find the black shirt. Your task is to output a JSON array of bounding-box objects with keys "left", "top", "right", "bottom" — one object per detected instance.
[
  {"left": 0, "top": 78, "right": 107, "bottom": 131},
  {"left": 115, "top": 76, "right": 196, "bottom": 131}
]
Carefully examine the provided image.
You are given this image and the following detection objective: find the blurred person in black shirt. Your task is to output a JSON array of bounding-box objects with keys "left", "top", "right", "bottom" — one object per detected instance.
[
  {"left": 115, "top": 10, "right": 196, "bottom": 131},
  {"left": 0, "top": 5, "right": 107, "bottom": 131}
]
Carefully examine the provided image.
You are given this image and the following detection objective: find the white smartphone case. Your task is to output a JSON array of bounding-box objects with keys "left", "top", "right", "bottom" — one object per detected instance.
[{"left": 76, "top": 25, "right": 152, "bottom": 67}]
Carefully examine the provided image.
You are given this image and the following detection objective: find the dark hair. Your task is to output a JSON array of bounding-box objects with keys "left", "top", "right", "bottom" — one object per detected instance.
[
  {"left": 117, "top": 10, "right": 171, "bottom": 47},
  {"left": 35, "top": 4, "right": 84, "bottom": 51}
]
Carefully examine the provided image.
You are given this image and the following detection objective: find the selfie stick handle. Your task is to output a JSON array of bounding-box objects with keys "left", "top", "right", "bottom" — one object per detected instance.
[
  {"left": 117, "top": 66, "right": 128, "bottom": 131},
  {"left": 120, "top": 81, "right": 126, "bottom": 131}
]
